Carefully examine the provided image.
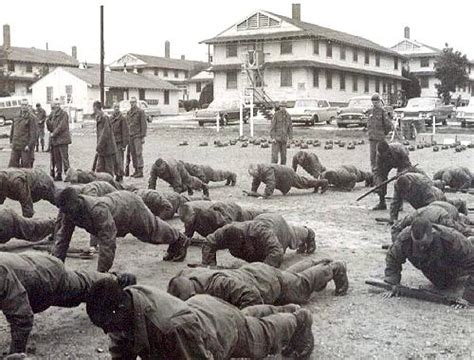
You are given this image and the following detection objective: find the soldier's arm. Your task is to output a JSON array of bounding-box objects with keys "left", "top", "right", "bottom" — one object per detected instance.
[
  {"left": 140, "top": 110, "right": 147, "bottom": 138},
  {"left": 287, "top": 114, "right": 293, "bottom": 140},
  {"left": 261, "top": 232, "right": 285, "bottom": 268},
  {"left": 170, "top": 164, "right": 184, "bottom": 192},
  {"left": 28, "top": 114, "right": 38, "bottom": 149},
  {"left": 9, "top": 121, "right": 13, "bottom": 144},
  {"left": 109, "top": 332, "right": 137, "bottom": 359},
  {"left": 262, "top": 168, "right": 276, "bottom": 198},
  {"left": 270, "top": 116, "right": 276, "bottom": 139},
  {"left": 46, "top": 113, "right": 54, "bottom": 132},
  {"left": 209, "top": 275, "right": 264, "bottom": 308},
  {"left": 122, "top": 117, "right": 130, "bottom": 147},
  {"left": 389, "top": 182, "right": 403, "bottom": 222},
  {"left": 383, "top": 110, "right": 393, "bottom": 135},
  {"left": 96, "top": 118, "right": 109, "bottom": 154},
  {"left": 93, "top": 204, "right": 118, "bottom": 272},
  {"left": 384, "top": 241, "right": 406, "bottom": 285},
  {"left": 148, "top": 164, "right": 158, "bottom": 189},
  {"left": 51, "top": 213, "right": 76, "bottom": 262},
  {"left": 291, "top": 155, "right": 298, "bottom": 172},
  {"left": 52, "top": 112, "right": 68, "bottom": 137},
  {"left": 202, "top": 229, "right": 225, "bottom": 266},
  {"left": 0, "top": 265, "right": 35, "bottom": 354},
  {"left": 250, "top": 174, "right": 261, "bottom": 193}
]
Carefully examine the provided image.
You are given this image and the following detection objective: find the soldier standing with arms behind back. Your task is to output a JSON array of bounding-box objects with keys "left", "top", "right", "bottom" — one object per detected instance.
[
  {"left": 47, "top": 98, "right": 71, "bottom": 181},
  {"left": 126, "top": 97, "right": 147, "bottom": 178},
  {"left": 35, "top": 103, "right": 46, "bottom": 152},
  {"left": 110, "top": 102, "right": 129, "bottom": 182},
  {"left": 9, "top": 99, "right": 37, "bottom": 168},
  {"left": 367, "top": 93, "right": 392, "bottom": 173},
  {"left": 93, "top": 101, "right": 117, "bottom": 176},
  {"left": 270, "top": 104, "right": 293, "bottom": 165}
]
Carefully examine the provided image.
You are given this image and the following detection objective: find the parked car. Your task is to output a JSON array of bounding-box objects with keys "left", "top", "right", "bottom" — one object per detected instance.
[
  {"left": 455, "top": 96, "right": 474, "bottom": 127},
  {"left": 104, "top": 100, "right": 160, "bottom": 122},
  {"left": 194, "top": 99, "right": 257, "bottom": 127},
  {"left": 286, "top": 98, "right": 338, "bottom": 126},
  {"left": 336, "top": 96, "right": 393, "bottom": 128},
  {"left": 0, "top": 96, "right": 29, "bottom": 126},
  {"left": 393, "top": 97, "right": 453, "bottom": 126}
]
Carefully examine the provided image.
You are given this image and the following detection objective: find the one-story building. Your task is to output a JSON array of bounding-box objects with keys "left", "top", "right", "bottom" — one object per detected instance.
[
  {"left": 30, "top": 66, "right": 180, "bottom": 115},
  {"left": 186, "top": 69, "right": 214, "bottom": 101}
]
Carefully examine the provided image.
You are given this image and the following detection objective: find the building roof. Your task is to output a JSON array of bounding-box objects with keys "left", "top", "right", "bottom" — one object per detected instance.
[
  {"left": 3, "top": 46, "right": 79, "bottom": 66},
  {"left": 391, "top": 38, "right": 441, "bottom": 57},
  {"left": 61, "top": 67, "right": 179, "bottom": 90},
  {"left": 202, "top": 10, "right": 401, "bottom": 57},
  {"left": 112, "top": 53, "right": 208, "bottom": 72},
  {"left": 263, "top": 60, "right": 407, "bottom": 81},
  {"left": 189, "top": 69, "right": 214, "bottom": 82}
]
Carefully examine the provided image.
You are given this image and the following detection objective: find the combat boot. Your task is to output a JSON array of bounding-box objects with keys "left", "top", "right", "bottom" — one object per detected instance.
[
  {"left": 202, "top": 184, "right": 210, "bottom": 199},
  {"left": 282, "top": 309, "right": 314, "bottom": 359},
  {"left": 229, "top": 173, "right": 237, "bottom": 186},
  {"left": 132, "top": 169, "right": 144, "bottom": 178},
  {"left": 314, "top": 179, "right": 329, "bottom": 194},
  {"left": 124, "top": 165, "right": 130, "bottom": 177},
  {"left": 171, "top": 235, "right": 191, "bottom": 262},
  {"left": 372, "top": 195, "right": 387, "bottom": 211},
  {"left": 331, "top": 261, "right": 349, "bottom": 296},
  {"left": 305, "top": 227, "right": 316, "bottom": 254},
  {"left": 113, "top": 272, "right": 137, "bottom": 288}
]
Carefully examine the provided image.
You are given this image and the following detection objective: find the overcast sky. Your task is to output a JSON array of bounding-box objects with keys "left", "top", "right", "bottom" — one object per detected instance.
[{"left": 2, "top": 0, "right": 473, "bottom": 63}]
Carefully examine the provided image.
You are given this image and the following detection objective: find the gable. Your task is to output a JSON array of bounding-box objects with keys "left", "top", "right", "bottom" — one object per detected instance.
[
  {"left": 109, "top": 54, "right": 146, "bottom": 68},
  {"left": 392, "top": 40, "right": 421, "bottom": 52},
  {"left": 216, "top": 11, "right": 301, "bottom": 38}
]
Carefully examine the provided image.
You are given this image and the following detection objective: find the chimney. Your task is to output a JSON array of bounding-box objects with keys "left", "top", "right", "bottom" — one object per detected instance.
[
  {"left": 72, "top": 46, "right": 77, "bottom": 59},
  {"left": 404, "top": 26, "right": 410, "bottom": 39},
  {"left": 3, "top": 24, "right": 11, "bottom": 50},
  {"left": 292, "top": 3, "right": 301, "bottom": 21},
  {"left": 45, "top": 42, "right": 49, "bottom": 50},
  {"left": 165, "top": 41, "right": 170, "bottom": 58},
  {"left": 180, "top": 55, "right": 185, "bottom": 60}
]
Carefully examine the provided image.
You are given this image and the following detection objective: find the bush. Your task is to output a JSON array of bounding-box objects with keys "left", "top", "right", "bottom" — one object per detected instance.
[
  {"left": 199, "top": 83, "right": 214, "bottom": 108},
  {"left": 183, "top": 99, "right": 200, "bottom": 112}
]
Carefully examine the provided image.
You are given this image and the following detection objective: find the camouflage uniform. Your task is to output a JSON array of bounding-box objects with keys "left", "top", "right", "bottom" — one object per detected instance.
[
  {"left": 0, "top": 168, "right": 56, "bottom": 218},
  {"left": 385, "top": 224, "right": 474, "bottom": 303},
  {"left": 270, "top": 108, "right": 293, "bottom": 165},
  {"left": 9, "top": 108, "right": 38, "bottom": 168},
  {"left": 291, "top": 151, "right": 326, "bottom": 178},
  {"left": 168, "top": 260, "right": 348, "bottom": 308},
  {"left": 178, "top": 200, "right": 263, "bottom": 237},
  {"left": 250, "top": 164, "right": 328, "bottom": 198},
  {"left": 182, "top": 161, "right": 237, "bottom": 186},
  {"left": 0, "top": 252, "right": 121, "bottom": 353},
  {"left": 51, "top": 191, "right": 186, "bottom": 272},
  {"left": 148, "top": 158, "right": 209, "bottom": 197},
  {"left": 433, "top": 166, "right": 473, "bottom": 190},
  {"left": 202, "top": 213, "right": 315, "bottom": 268},
  {"left": 0, "top": 208, "right": 54, "bottom": 244},
  {"left": 106, "top": 286, "right": 312, "bottom": 360},
  {"left": 367, "top": 105, "right": 392, "bottom": 172}
]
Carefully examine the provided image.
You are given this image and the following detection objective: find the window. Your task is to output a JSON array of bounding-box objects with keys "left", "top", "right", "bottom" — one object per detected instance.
[
  {"left": 420, "top": 57, "right": 430, "bottom": 67},
  {"left": 154, "top": 69, "right": 159, "bottom": 76},
  {"left": 364, "top": 50, "right": 370, "bottom": 65},
  {"left": 340, "top": 46, "right": 346, "bottom": 60},
  {"left": 375, "top": 78, "right": 380, "bottom": 93},
  {"left": 65, "top": 85, "right": 73, "bottom": 103},
  {"left": 326, "top": 42, "right": 332, "bottom": 58},
  {"left": 280, "top": 69, "right": 292, "bottom": 87},
  {"left": 313, "top": 68, "right": 319, "bottom": 87},
  {"left": 196, "top": 82, "right": 201, "bottom": 93},
  {"left": 364, "top": 76, "right": 370, "bottom": 93},
  {"left": 26, "top": 64, "right": 33, "bottom": 73},
  {"left": 226, "top": 71, "right": 238, "bottom": 89},
  {"left": 7, "top": 62, "right": 14, "bottom": 72},
  {"left": 313, "top": 39, "right": 319, "bottom": 55},
  {"left": 375, "top": 53, "right": 380, "bottom": 67},
  {"left": 420, "top": 77, "right": 429, "bottom": 88},
  {"left": 326, "top": 70, "right": 332, "bottom": 89},
  {"left": 280, "top": 40, "right": 292, "bottom": 55},
  {"left": 226, "top": 44, "right": 237, "bottom": 58},
  {"left": 46, "top": 87, "right": 53, "bottom": 103},
  {"left": 394, "top": 57, "right": 399, "bottom": 70},
  {"left": 353, "top": 49, "right": 358, "bottom": 62},
  {"left": 174, "top": 70, "right": 179, "bottom": 78},
  {"left": 352, "top": 75, "right": 358, "bottom": 92},
  {"left": 137, "top": 69, "right": 143, "bottom": 74},
  {"left": 164, "top": 90, "right": 170, "bottom": 105},
  {"left": 383, "top": 82, "right": 387, "bottom": 93},
  {"left": 340, "top": 72, "right": 345, "bottom": 90}
]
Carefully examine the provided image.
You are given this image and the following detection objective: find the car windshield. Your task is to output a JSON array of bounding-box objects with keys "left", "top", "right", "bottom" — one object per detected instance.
[
  {"left": 407, "top": 98, "right": 436, "bottom": 107},
  {"left": 295, "top": 99, "right": 318, "bottom": 108},
  {"left": 348, "top": 99, "right": 372, "bottom": 108}
]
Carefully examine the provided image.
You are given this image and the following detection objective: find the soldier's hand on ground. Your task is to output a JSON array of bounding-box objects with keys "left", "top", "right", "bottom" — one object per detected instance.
[
  {"left": 451, "top": 298, "right": 469, "bottom": 309},
  {"left": 5, "top": 353, "right": 31, "bottom": 360},
  {"left": 382, "top": 285, "right": 402, "bottom": 298}
]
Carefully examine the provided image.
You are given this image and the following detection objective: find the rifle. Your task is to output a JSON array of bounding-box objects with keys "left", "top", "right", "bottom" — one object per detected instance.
[
  {"left": 92, "top": 153, "right": 98, "bottom": 172},
  {"left": 356, "top": 164, "right": 418, "bottom": 202},
  {"left": 366, "top": 279, "right": 471, "bottom": 307}
]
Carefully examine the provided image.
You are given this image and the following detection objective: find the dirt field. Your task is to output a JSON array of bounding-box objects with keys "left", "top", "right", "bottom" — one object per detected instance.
[{"left": 0, "top": 122, "right": 472, "bottom": 359}]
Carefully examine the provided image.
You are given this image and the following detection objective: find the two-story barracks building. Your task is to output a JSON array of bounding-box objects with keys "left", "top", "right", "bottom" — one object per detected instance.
[{"left": 202, "top": 4, "right": 405, "bottom": 106}]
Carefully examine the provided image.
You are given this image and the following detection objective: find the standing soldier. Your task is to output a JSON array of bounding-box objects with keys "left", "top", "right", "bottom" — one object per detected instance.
[
  {"left": 93, "top": 101, "right": 117, "bottom": 176},
  {"left": 35, "top": 103, "right": 46, "bottom": 152},
  {"left": 126, "top": 97, "right": 147, "bottom": 178},
  {"left": 47, "top": 98, "right": 71, "bottom": 181},
  {"left": 9, "top": 99, "right": 37, "bottom": 168},
  {"left": 110, "top": 102, "right": 129, "bottom": 182},
  {"left": 367, "top": 93, "right": 392, "bottom": 172},
  {"left": 270, "top": 104, "right": 293, "bottom": 165}
]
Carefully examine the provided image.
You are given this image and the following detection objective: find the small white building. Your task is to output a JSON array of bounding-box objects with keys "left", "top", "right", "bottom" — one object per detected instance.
[
  {"left": 31, "top": 67, "right": 180, "bottom": 115},
  {"left": 186, "top": 69, "right": 214, "bottom": 100}
]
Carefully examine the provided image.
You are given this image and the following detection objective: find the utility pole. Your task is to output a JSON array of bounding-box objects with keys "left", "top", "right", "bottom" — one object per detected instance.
[{"left": 100, "top": 5, "right": 105, "bottom": 105}]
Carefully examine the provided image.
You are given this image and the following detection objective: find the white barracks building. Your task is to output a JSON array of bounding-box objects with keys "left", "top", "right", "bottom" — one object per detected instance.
[{"left": 202, "top": 4, "right": 405, "bottom": 106}]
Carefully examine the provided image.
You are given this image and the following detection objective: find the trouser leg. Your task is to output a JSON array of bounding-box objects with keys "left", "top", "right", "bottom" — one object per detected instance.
[
  {"left": 115, "top": 147, "right": 124, "bottom": 177},
  {"left": 271, "top": 142, "right": 279, "bottom": 163},
  {"left": 59, "top": 145, "right": 70, "bottom": 174},
  {"left": 242, "top": 304, "right": 300, "bottom": 317},
  {"left": 280, "top": 140, "right": 287, "bottom": 165},
  {"left": 292, "top": 173, "right": 318, "bottom": 190},
  {"left": 462, "top": 274, "right": 474, "bottom": 303},
  {"left": 52, "top": 146, "right": 62, "bottom": 177},
  {"left": 13, "top": 177, "right": 34, "bottom": 218},
  {"left": 15, "top": 216, "right": 55, "bottom": 242},
  {"left": 130, "top": 137, "right": 144, "bottom": 171},
  {"left": 141, "top": 215, "right": 182, "bottom": 247},
  {"left": 21, "top": 149, "right": 34, "bottom": 168},
  {"left": 369, "top": 140, "right": 378, "bottom": 173},
  {"left": 8, "top": 150, "right": 21, "bottom": 167}
]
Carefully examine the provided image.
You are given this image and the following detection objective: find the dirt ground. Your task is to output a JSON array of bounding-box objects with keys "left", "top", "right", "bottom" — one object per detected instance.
[{"left": 0, "top": 122, "right": 472, "bottom": 359}]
